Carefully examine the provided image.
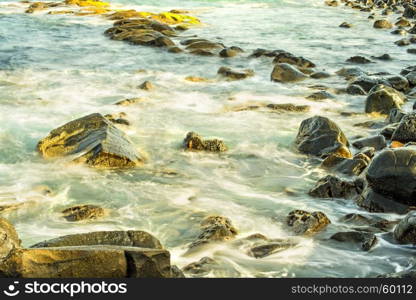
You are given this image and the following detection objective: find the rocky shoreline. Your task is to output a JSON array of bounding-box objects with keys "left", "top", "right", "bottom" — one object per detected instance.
[{"left": 0, "top": 0, "right": 416, "bottom": 278}]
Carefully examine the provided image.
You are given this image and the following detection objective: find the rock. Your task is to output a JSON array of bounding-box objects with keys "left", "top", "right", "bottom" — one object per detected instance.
[
  {"left": 138, "top": 81, "right": 154, "bottom": 90},
  {"left": 306, "top": 91, "right": 335, "bottom": 101},
  {"left": 308, "top": 175, "right": 363, "bottom": 199},
  {"left": 373, "top": 19, "right": 393, "bottom": 29},
  {"left": 393, "top": 212, "right": 416, "bottom": 244},
  {"left": 37, "top": 113, "right": 145, "bottom": 168},
  {"left": 217, "top": 66, "right": 254, "bottom": 80},
  {"left": 271, "top": 63, "right": 308, "bottom": 83},
  {"left": 340, "top": 213, "right": 396, "bottom": 232},
  {"left": 365, "top": 84, "right": 406, "bottom": 114},
  {"left": 31, "top": 231, "right": 163, "bottom": 249},
  {"left": 391, "top": 29, "right": 407, "bottom": 35},
  {"left": 401, "top": 66, "right": 416, "bottom": 76},
  {"left": 406, "top": 71, "right": 416, "bottom": 86},
  {"left": 351, "top": 76, "right": 390, "bottom": 93},
  {"left": 272, "top": 52, "right": 315, "bottom": 68},
  {"left": 310, "top": 71, "right": 331, "bottom": 79},
  {"left": 183, "top": 257, "right": 218, "bottom": 275},
  {"left": 249, "top": 239, "right": 297, "bottom": 258},
  {"left": 371, "top": 54, "right": 392, "bottom": 61},
  {"left": 266, "top": 103, "right": 310, "bottom": 113},
  {"left": 387, "top": 108, "right": 406, "bottom": 124},
  {"left": 365, "top": 147, "right": 416, "bottom": 208},
  {"left": 61, "top": 205, "right": 105, "bottom": 222},
  {"left": 356, "top": 187, "right": 410, "bottom": 214},
  {"left": 385, "top": 75, "right": 409, "bottom": 92},
  {"left": 330, "top": 231, "right": 378, "bottom": 251},
  {"left": 407, "top": 48, "right": 416, "bottom": 54},
  {"left": 395, "top": 18, "right": 411, "bottom": 27},
  {"left": 346, "top": 84, "right": 366, "bottom": 95},
  {"left": 294, "top": 116, "right": 351, "bottom": 158},
  {"left": 339, "top": 22, "right": 352, "bottom": 28},
  {"left": 325, "top": 0, "right": 339, "bottom": 7},
  {"left": 322, "top": 153, "right": 370, "bottom": 176},
  {"left": 403, "top": 4, "right": 416, "bottom": 19},
  {"left": 183, "top": 132, "right": 228, "bottom": 152},
  {"left": 104, "top": 113, "right": 130, "bottom": 126},
  {"left": 115, "top": 97, "right": 146, "bottom": 106},
  {"left": 379, "top": 269, "right": 416, "bottom": 278},
  {"left": 336, "top": 67, "right": 367, "bottom": 79},
  {"left": 380, "top": 124, "right": 399, "bottom": 139},
  {"left": 287, "top": 210, "right": 330, "bottom": 235},
  {"left": 352, "top": 135, "right": 387, "bottom": 150},
  {"left": 188, "top": 216, "right": 238, "bottom": 250},
  {"left": 124, "top": 247, "right": 172, "bottom": 278},
  {"left": 395, "top": 38, "right": 411, "bottom": 46},
  {"left": 346, "top": 56, "right": 372, "bottom": 64},
  {"left": 219, "top": 47, "right": 243, "bottom": 58},
  {"left": 0, "top": 218, "right": 21, "bottom": 261},
  {"left": 391, "top": 113, "right": 416, "bottom": 143}
]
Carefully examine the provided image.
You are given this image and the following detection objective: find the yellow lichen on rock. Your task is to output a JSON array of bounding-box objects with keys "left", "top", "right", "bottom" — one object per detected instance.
[
  {"left": 107, "top": 9, "right": 201, "bottom": 25},
  {"left": 65, "top": 0, "right": 110, "bottom": 8}
]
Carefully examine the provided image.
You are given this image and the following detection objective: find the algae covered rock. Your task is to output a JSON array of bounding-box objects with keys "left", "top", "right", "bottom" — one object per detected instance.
[
  {"left": 183, "top": 132, "right": 228, "bottom": 152},
  {"left": 37, "top": 113, "right": 144, "bottom": 168},
  {"left": 286, "top": 210, "right": 331, "bottom": 235},
  {"left": 61, "top": 205, "right": 105, "bottom": 222},
  {"left": 189, "top": 216, "right": 238, "bottom": 250}
]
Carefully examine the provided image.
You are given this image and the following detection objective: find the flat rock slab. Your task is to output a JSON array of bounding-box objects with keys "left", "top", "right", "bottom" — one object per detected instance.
[{"left": 37, "top": 113, "right": 144, "bottom": 168}]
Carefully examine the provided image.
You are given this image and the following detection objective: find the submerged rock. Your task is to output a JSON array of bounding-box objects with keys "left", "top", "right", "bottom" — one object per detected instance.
[
  {"left": 294, "top": 116, "right": 351, "bottom": 158},
  {"left": 188, "top": 216, "right": 238, "bottom": 250},
  {"left": 306, "top": 91, "right": 335, "bottom": 101},
  {"left": 346, "top": 56, "right": 372, "bottom": 64},
  {"left": 308, "top": 175, "right": 363, "bottom": 199},
  {"left": 330, "top": 231, "right": 378, "bottom": 251},
  {"left": 393, "top": 212, "right": 416, "bottom": 245},
  {"left": 183, "top": 257, "right": 218, "bottom": 275},
  {"left": 37, "top": 113, "right": 145, "bottom": 168},
  {"left": 217, "top": 66, "right": 254, "bottom": 80},
  {"left": 271, "top": 63, "right": 308, "bottom": 83},
  {"left": 272, "top": 51, "right": 315, "bottom": 68},
  {"left": 365, "top": 84, "right": 405, "bottom": 114},
  {"left": 286, "top": 210, "right": 331, "bottom": 236},
  {"left": 266, "top": 103, "right": 310, "bottom": 113},
  {"left": 346, "top": 84, "right": 366, "bottom": 95},
  {"left": 249, "top": 239, "right": 297, "bottom": 258},
  {"left": 340, "top": 213, "right": 396, "bottom": 232},
  {"left": 183, "top": 132, "right": 228, "bottom": 152},
  {"left": 138, "top": 80, "right": 154, "bottom": 90},
  {"left": 61, "top": 205, "right": 105, "bottom": 222}
]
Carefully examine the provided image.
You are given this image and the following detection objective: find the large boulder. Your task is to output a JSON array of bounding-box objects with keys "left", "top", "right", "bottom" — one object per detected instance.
[
  {"left": 357, "top": 147, "right": 416, "bottom": 213},
  {"left": 295, "top": 116, "right": 351, "bottom": 158},
  {"left": 393, "top": 212, "right": 416, "bottom": 245},
  {"left": 391, "top": 112, "right": 416, "bottom": 143},
  {"left": 37, "top": 113, "right": 144, "bottom": 168},
  {"left": 365, "top": 85, "right": 406, "bottom": 114},
  {"left": 0, "top": 222, "right": 178, "bottom": 278},
  {"left": 271, "top": 63, "right": 308, "bottom": 83},
  {"left": 31, "top": 230, "right": 163, "bottom": 249}
]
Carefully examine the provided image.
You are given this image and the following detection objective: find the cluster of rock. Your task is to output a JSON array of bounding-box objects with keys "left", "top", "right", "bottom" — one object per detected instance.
[{"left": 0, "top": 218, "right": 183, "bottom": 278}]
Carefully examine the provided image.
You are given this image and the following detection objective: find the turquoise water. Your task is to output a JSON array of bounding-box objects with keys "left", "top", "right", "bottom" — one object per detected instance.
[{"left": 0, "top": 0, "right": 415, "bottom": 277}]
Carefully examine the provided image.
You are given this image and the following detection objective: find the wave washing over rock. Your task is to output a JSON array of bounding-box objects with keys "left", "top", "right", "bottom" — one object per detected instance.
[{"left": 0, "top": 0, "right": 416, "bottom": 278}]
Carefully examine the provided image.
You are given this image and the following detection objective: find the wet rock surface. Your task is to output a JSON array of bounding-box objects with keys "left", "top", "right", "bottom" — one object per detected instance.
[
  {"left": 393, "top": 212, "right": 416, "bottom": 244},
  {"left": 61, "top": 205, "right": 105, "bottom": 222},
  {"left": 183, "top": 132, "right": 228, "bottom": 152},
  {"left": 295, "top": 116, "right": 351, "bottom": 158},
  {"left": 37, "top": 113, "right": 145, "bottom": 168},
  {"left": 286, "top": 210, "right": 331, "bottom": 236}
]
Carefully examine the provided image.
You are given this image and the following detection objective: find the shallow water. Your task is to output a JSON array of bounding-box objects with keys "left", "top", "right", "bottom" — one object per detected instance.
[{"left": 0, "top": 0, "right": 415, "bottom": 277}]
